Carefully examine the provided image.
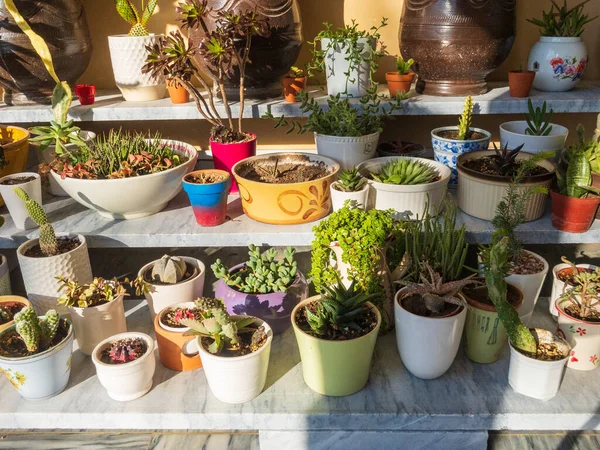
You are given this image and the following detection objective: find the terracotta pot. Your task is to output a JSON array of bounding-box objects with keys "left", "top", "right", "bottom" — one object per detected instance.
[
  {"left": 0, "top": 0, "right": 93, "bottom": 105},
  {"left": 210, "top": 133, "right": 257, "bottom": 194},
  {"left": 282, "top": 76, "right": 306, "bottom": 102},
  {"left": 0, "top": 296, "right": 31, "bottom": 333},
  {"left": 550, "top": 191, "right": 600, "bottom": 233},
  {"left": 154, "top": 303, "right": 202, "bottom": 372},
  {"left": 508, "top": 71, "right": 536, "bottom": 98},
  {"left": 167, "top": 79, "right": 190, "bottom": 104},
  {"left": 399, "top": 0, "right": 516, "bottom": 96},
  {"left": 385, "top": 72, "right": 414, "bottom": 97},
  {"left": 189, "top": 0, "right": 303, "bottom": 100}
]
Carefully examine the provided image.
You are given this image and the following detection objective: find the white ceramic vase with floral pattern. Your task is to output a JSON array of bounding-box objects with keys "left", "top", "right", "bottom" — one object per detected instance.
[
  {"left": 528, "top": 37, "right": 587, "bottom": 92},
  {"left": 556, "top": 298, "right": 600, "bottom": 371}
]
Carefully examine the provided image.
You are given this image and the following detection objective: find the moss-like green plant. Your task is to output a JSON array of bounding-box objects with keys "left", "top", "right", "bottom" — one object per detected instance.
[
  {"left": 457, "top": 96, "right": 473, "bottom": 140},
  {"left": 14, "top": 187, "right": 58, "bottom": 257},
  {"left": 371, "top": 159, "right": 439, "bottom": 185},
  {"left": 13, "top": 306, "right": 60, "bottom": 353},
  {"left": 115, "top": 0, "right": 158, "bottom": 36}
]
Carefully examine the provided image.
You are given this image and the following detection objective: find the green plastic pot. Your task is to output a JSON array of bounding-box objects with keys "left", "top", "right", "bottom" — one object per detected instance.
[
  {"left": 291, "top": 296, "right": 381, "bottom": 396},
  {"left": 463, "top": 282, "right": 523, "bottom": 364}
]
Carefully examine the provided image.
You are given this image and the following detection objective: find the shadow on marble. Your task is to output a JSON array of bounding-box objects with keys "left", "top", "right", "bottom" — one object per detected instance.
[
  {"left": 0, "top": 432, "right": 151, "bottom": 450},
  {"left": 149, "top": 432, "right": 259, "bottom": 450}
]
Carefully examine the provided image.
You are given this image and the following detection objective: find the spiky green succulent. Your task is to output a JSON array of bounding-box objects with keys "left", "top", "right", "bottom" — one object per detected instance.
[
  {"left": 336, "top": 167, "right": 367, "bottom": 192},
  {"left": 457, "top": 95, "right": 474, "bottom": 140},
  {"left": 13, "top": 187, "right": 58, "bottom": 257},
  {"left": 525, "top": 99, "right": 553, "bottom": 136},
  {"left": 371, "top": 158, "right": 439, "bottom": 185},
  {"left": 114, "top": 0, "right": 158, "bottom": 36},
  {"left": 13, "top": 307, "right": 60, "bottom": 353},
  {"left": 395, "top": 56, "right": 414, "bottom": 75},
  {"left": 151, "top": 255, "right": 187, "bottom": 284}
]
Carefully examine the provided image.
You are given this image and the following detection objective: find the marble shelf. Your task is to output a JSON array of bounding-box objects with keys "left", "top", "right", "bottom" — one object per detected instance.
[
  {"left": 0, "top": 191, "right": 599, "bottom": 249},
  {"left": 1, "top": 82, "right": 599, "bottom": 123}
]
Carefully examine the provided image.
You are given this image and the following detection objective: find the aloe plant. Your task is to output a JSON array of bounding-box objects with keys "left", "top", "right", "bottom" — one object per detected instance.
[
  {"left": 371, "top": 159, "right": 439, "bottom": 185},
  {"left": 524, "top": 99, "right": 553, "bottom": 136}
]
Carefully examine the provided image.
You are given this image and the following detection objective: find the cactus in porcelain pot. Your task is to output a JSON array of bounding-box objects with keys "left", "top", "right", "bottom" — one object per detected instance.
[
  {"left": 457, "top": 95, "right": 473, "bottom": 140},
  {"left": 13, "top": 307, "right": 60, "bottom": 353},
  {"left": 151, "top": 255, "right": 187, "bottom": 284},
  {"left": 14, "top": 187, "right": 58, "bottom": 257}
]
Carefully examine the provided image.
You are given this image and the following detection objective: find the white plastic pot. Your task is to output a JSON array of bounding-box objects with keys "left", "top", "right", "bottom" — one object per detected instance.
[
  {"left": 394, "top": 288, "right": 466, "bottom": 379},
  {"left": 315, "top": 132, "right": 380, "bottom": 171},
  {"left": 138, "top": 256, "right": 206, "bottom": 321},
  {"left": 0, "top": 317, "right": 74, "bottom": 400},
  {"left": 0, "top": 254, "right": 11, "bottom": 296},
  {"left": 330, "top": 181, "right": 368, "bottom": 212},
  {"left": 92, "top": 332, "right": 156, "bottom": 402},
  {"left": 0, "top": 173, "right": 41, "bottom": 230},
  {"left": 508, "top": 328, "right": 570, "bottom": 401},
  {"left": 556, "top": 299, "right": 600, "bottom": 371},
  {"left": 528, "top": 37, "right": 588, "bottom": 92},
  {"left": 108, "top": 34, "right": 166, "bottom": 102},
  {"left": 68, "top": 295, "right": 127, "bottom": 356},
  {"left": 17, "top": 234, "right": 93, "bottom": 315},
  {"left": 549, "top": 263, "right": 597, "bottom": 320},
  {"left": 50, "top": 140, "right": 198, "bottom": 219},
  {"left": 197, "top": 317, "right": 273, "bottom": 404},
  {"left": 500, "top": 121, "right": 568, "bottom": 155},
  {"left": 357, "top": 157, "right": 450, "bottom": 218},
  {"left": 321, "top": 37, "right": 373, "bottom": 97}
]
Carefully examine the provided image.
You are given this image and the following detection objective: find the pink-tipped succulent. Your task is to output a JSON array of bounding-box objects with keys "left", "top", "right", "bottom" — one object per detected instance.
[
  {"left": 174, "top": 308, "right": 196, "bottom": 324},
  {"left": 106, "top": 338, "right": 147, "bottom": 364}
]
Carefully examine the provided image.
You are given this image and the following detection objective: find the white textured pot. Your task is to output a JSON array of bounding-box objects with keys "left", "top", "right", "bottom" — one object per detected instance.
[
  {"left": 556, "top": 299, "right": 600, "bottom": 371},
  {"left": 0, "top": 254, "right": 11, "bottom": 295},
  {"left": 92, "top": 332, "right": 156, "bottom": 402},
  {"left": 457, "top": 150, "right": 554, "bottom": 221},
  {"left": 138, "top": 256, "right": 206, "bottom": 321},
  {"left": 528, "top": 37, "right": 588, "bottom": 92},
  {"left": 68, "top": 295, "right": 127, "bottom": 356},
  {"left": 508, "top": 328, "right": 570, "bottom": 401},
  {"left": 0, "top": 173, "right": 41, "bottom": 230},
  {"left": 197, "top": 317, "right": 273, "bottom": 404},
  {"left": 330, "top": 181, "right": 368, "bottom": 211},
  {"left": 50, "top": 140, "right": 198, "bottom": 219},
  {"left": 321, "top": 37, "right": 373, "bottom": 97},
  {"left": 549, "top": 263, "right": 597, "bottom": 320},
  {"left": 500, "top": 121, "right": 568, "bottom": 155},
  {"left": 108, "top": 34, "right": 166, "bottom": 101},
  {"left": 0, "top": 317, "right": 74, "bottom": 400},
  {"left": 394, "top": 288, "right": 466, "bottom": 379},
  {"left": 17, "top": 234, "right": 93, "bottom": 315},
  {"left": 357, "top": 157, "right": 450, "bottom": 218},
  {"left": 315, "top": 132, "right": 380, "bottom": 171}
]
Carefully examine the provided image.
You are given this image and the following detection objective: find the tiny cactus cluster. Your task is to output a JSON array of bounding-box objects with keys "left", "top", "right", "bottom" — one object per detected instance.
[
  {"left": 106, "top": 337, "right": 148, "bottom": 363},
  {"left": 212, "top": 245, "right": 298, "bottom": 294},
  {"left": 336, "top": 167, "right": 367, "bottom": 193},
  {"left": 371, "top": 158, "right": 439, "bottom": 185},
  {"left": 115, "top": 0, "right": 158, "bottom": 36},
  {"left": 13, "top": 306, "right": 60, "bottom": 353},
  {"left": 151, "top": 255, "right": 187, "bottom": 284},
  {"left": 457, "top": 95, "right": 473, "bottom": 140},
  {"left": 14, "top": 187, "right": 58, "bottom": 257}
]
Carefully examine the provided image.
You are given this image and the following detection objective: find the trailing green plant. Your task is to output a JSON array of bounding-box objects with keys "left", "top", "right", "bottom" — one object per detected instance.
[
  {"left": 370, "top": 158, "right": 439, "bottom": 185},
  {"left": 12, "top": 306, "right": 60, "bottom": 354},
  {"left": 181, "top": 297, "right": 261, "bottom": 354},
  {"left": 56, "top": 276, "right": 128, "bottom": 308},
  {"left": 143, "top": 1, "right": 270, "bottom": 143},
  {"left": 527, "top": 0, "right": 597, "bottom": 37},
  {"left": 335, "top": 167, "right": 367, "bottom": 192},
  {"left": 395, "top": 56, "right": 414, "bottom": 75},
  {"left": 482, "top": 238, "right": 537, "bottom": 354},
  {"left": 14, "top": 187, "right": 58, "bottom": 257},
  {"left": 212, "top": 245, "right": 298, "bottom": 295},
  {"left": 525, "top": 99, "right": 554, "bottom": 136},
  {"left": 556, "top": 150, "right": 600, "bottom": 198},
  {"left": 151, "top": 255, "right": 187, "bottom": 284},
  {"left": 557, "top": 257, "right": 600, "bottom": 319},
  {"left": 303, "top": 274, "right": 378, "bottom": 338},
  {"left": 286, "top": 66, "right": 305, "bottom": 78},
  {"left": 114, "top": 0, "right": 158, "bottom": 36},
  {"left": 457, "top": 96, "right": 474, "bottom": 140}
]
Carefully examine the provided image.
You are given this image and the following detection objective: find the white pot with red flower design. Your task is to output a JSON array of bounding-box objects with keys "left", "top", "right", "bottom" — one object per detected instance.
[
  {"left": 527, "top": 37, "right": 587, "bottom": 92},
  {"left": 556, "top": 297, "right": 600, "bottom": 371}
]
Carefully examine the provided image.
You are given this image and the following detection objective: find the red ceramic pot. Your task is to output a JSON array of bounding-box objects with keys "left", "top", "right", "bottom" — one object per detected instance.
[
  {"left": 550, "top": 190, "right": 600, "bottom": 233},
  {"left": 210, "top": 133, "right": 257, "bottom": 194},
  {"left": 74, "top": 84, "right": 96, "bottom": 105}
]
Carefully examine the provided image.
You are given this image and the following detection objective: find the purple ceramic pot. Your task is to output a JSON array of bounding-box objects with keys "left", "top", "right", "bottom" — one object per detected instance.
[{"left": 214, "top": 263, "right": 309, "bottom": 334}]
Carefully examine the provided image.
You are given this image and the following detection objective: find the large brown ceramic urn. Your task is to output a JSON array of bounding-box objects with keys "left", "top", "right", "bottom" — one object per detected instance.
[
  {"left": 399, "top": 0, "right": 516, "bottom": 96},
  {"left": 189, "top": 0, "right": 303, "bottom": 100},
  {"left": 0, "top": 0, "right": 93, "bottom": 105}
]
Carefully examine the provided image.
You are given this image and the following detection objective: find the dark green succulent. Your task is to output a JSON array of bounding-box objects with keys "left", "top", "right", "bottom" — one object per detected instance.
[
  {"left": 336, "top": 167, "right": 366, "bottom": 192},
  {"left": 525, "top": 99, "right": 553, "bottom": 136},
  {"left": 527, "top": 0, "right": 597, "bottom": 37}
]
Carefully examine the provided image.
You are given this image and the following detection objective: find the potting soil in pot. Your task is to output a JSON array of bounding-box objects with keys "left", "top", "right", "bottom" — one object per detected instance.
[
  {"left": 295, "top": 300, "right": 377, "bottom": 340},
  {"left": 462, "top": 158, "right": 550, "bottom": 177},
  {"left": 401, "top": 295, "right": 462, "bottom": 318},
  {"left": 0, "top": 303, "right": 26, "bottom": 325},
  {"left": 509, "top": 252, "right": 545, "bottom": 275},
  {"left": 463, "top": 284, "right": 522, "bottom": 308},
  {"left": 0, "top": 176, "right": 36, "bottom": 185},
  {"left": 199, "top": 325, "right": 267, "bottom": 357},
  {"left": 0, "top": 319, "right": 69, "bottom": 358},
  {"left": 23, "top": 236, "right": 82, "bottom": 258},
  {"left": 515, "top": 339, "right": 567, "bottom": 362},
  {"left": 435, "top": 130, "right": 488, "bottom": 141},
  {"left": 235, "top": 155, "right": 331, "bottom": 184}
]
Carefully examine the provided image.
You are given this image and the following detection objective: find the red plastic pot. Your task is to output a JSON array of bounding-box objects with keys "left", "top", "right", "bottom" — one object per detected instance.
[
  {"left": 550, "top": 190, "right": 600, "bottom": 233},
  {"left": 74, "top": 84, "right": 96, "bottom": 105},
  {"left": 210, "top": 133, "right": 257, "bottom": 194}
]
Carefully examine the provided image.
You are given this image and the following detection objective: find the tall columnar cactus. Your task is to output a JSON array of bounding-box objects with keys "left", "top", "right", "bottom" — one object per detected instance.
[
  {"left": 115, "top": 0, "right": 158, "bottom": 36},
  {"left": 457, "top": 95, "right": 473, "bottom": 140},
  {"left": 151, "top": 255, "right": 187, "bottom": 284},
  {"left": 13, "top": 187, "right": 59, "bottom": 257},
  {"left": 483, "top": 238, "right": 537, "bottom": 354}
]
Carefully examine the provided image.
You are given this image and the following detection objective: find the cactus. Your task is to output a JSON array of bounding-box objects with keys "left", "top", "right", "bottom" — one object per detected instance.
[
  {"left": 483, "top": 238, "right": 537, "bottom": 354},
  {"left": 457, "top": 95, "right": 473, "bottom": 140},
  {"left": 115, "top": 0, "right": 158, "bottom": 36},
  {"left": 13, "top": 187, "right": 58, "bottom": 257},
  {"left": 12, "top": 306, "right": 59, "bottom": 353},
  {"left": 212, "top": 245, "right": 298, "bottom": 295},
  {"left": 370, "top": 158, "right": 439, "bottom": 185},
  {"left": 151, "top": 255, "right": 187, "bottom": 284},
  {"left": 336, "top": 167, "right": 366, "bottom": 193},
  {"left": 106, "top": 338, "right": 147, "bottom": 363}
]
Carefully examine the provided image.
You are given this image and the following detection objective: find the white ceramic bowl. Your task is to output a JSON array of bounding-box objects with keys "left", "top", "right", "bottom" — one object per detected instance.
[
  {"left": 500, "top": 121, "right": 568, "bottom": 155},
  {"left": 50, "top": 139, "right": 198, "bottom": 219}
]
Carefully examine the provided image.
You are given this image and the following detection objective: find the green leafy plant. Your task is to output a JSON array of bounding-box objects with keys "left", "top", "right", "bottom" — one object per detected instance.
[
  {"left": 457, "top": 95, "right": 474, "bottom": 140},
  {"left": 557, "top": 150, "right": 600, "bottom": 198},
  {"left": 370, "top": 158, "right": 439, "bottom": 185},
  {"left": 566, "top": 124, "right": 600, "bottom": 173},
  {"left": 114, "top": 0, "right": 158, "bottom": 36},
  {"left": 395, "top": 56, "right": 414, "bottom": 75},
  {"left": 527, "top": 0, "right": 597, "bottom": 37},
  {"left": 335, "top": 167, "right": 366, "bottom": 192},
  {"left": 286, "top": 66, "right": 305, "bottom": 78},
  {"left": 525, "top": 99, "right": 554, "bottom": 136},
  {"left": 212, "top": 245, "right": 298, "bottom": 295},
  {"left": 56, "top": 277, "right": 128, "bottom": 308},
  {"left": 12, "top": 306, "right": 60, "bottom": 354},
  {"left": 558, "top": 257, "right": 600, "bottom": 319},
  {"left": 14, "top": 187, "right": 58, "bottom": 257}
]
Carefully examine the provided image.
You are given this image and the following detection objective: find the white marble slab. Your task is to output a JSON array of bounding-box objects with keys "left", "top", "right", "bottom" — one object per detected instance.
[
  {"left": 0, "top": 299, "right": 600, "bottom": 432},
  {"left": 1, "top": 82, "right": 598, "bottom": 123}
]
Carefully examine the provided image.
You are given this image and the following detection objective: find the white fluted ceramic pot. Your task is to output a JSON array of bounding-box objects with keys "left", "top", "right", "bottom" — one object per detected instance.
[
  {"left": 0, "top": 173, "right": 41, "bottom": 230},
  {"left": 315, "top": 132, "right": 380, "bottom": 171},
  {"left": 528, "top": 37, "right": 587, "bottom": 92}
]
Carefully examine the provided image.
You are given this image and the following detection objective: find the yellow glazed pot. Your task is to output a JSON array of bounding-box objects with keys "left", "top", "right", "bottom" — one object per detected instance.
[
  {"left": 0, "top": 126, "right": 30, "bottom": 206},
  {"left": 232, "top": 153, "right": 339, "bottom": 225}
]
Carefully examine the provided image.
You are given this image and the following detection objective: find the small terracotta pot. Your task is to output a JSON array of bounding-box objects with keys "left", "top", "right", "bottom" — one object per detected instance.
[
  {"left": 167, "top": 79, "right": 190, "bottom": 104},
  {"left": 508, "top": 71, "right": 536, "bottom": 98},
  {"left": 550, "top": 190, "right": 600, "bottom": 233},
  {"left": 282, "top": 76, "right": 307, "bottom": 102},
  {"left": 386, "top": 72, "right": 415, "bottom": 97}
]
